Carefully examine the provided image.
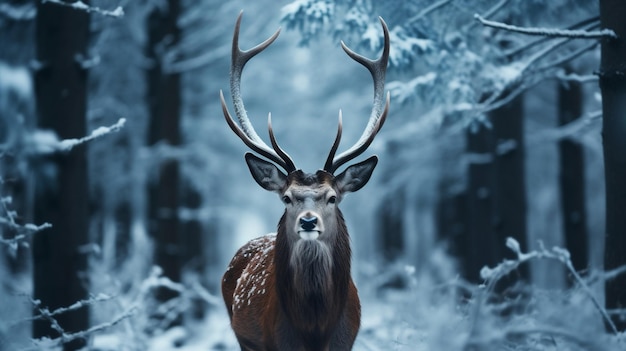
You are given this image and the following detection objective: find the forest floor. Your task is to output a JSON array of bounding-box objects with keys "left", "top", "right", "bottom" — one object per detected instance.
[
  {"left": 138, "top": 280, "right": 624, "bottom": 351},
  {"left": 141, "top": 289, "right": 433, "bottom": 351},
  {"left": 3, "top": 253, "right": 624, "bottom": 350}
]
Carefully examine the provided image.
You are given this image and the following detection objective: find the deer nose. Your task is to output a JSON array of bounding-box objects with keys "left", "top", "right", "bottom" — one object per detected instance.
[{"left": 299, "top": 216, "right": 318, "bottom": 231}]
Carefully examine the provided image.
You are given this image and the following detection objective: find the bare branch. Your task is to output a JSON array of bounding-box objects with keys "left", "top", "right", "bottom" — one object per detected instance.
[
  {"left": 605, "top": 265, "right": 626, "bottom": 281},
  {"left": 475, "top": 14, "right": 617, "bottom": 39},
  {"left": 529, "top": 110, "right": 602, "bottom": 144},
  {"left": 408, "top": 0, "right": 453, "bottom": 25},
  {"left": 164, "top": 45, "right": 229, "bottom": 74},
  {"left": 191, "top": 281, "right": 222, "bottom": 307},
  {"left": 535, "top": 41, "right": 599, "bottom": 72},
  {"left": 478, "top": 0, "right": 511, "bottom": 20}
]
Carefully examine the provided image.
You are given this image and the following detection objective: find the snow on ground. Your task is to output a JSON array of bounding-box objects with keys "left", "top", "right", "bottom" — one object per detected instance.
[
  {"left": 137, "top": 276, "right": 622, "bottom": 351},
  {"left": 88, "top": 287, "right": 429, "bottom": 351},
  {"left": 140, "top": 287, "right": 453, "bottom": 351},
  {"left": 14, "top": 275, "right": 624, "bottom": 351},
  {"left": 12, "top": 254, "right": 623, "bottom": 351}
]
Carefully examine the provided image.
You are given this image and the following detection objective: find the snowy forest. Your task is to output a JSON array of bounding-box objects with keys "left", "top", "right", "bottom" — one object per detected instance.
[{"left": 1, "top": 0, "right": 626, "bottom": 350}]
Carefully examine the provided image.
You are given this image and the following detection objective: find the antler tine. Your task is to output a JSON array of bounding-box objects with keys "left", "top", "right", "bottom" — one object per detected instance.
[
  {"left": 323, "top": 110, "right": 343, "bottom": 172},
  {"left": 224, "top": 11, "right": 297, "bottom": 173},
  {"left": 326, "top": 17, "right": 390, "bottom": 174},
  {"left": 221, "top": 91, "right": 289, "bottom": 170},
  {"left": 268, "top": 113, "right": 296, "bottom": 172}
]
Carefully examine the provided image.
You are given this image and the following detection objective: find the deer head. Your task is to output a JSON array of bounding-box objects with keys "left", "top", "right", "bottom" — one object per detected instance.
[{"left": 219, "top": 12, "right": 389, "bottom": 228}]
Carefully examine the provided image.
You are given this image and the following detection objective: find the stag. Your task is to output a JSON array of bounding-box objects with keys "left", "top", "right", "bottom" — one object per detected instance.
[{"left": 220, "top": 12, "right": 390, "bottom": 351}]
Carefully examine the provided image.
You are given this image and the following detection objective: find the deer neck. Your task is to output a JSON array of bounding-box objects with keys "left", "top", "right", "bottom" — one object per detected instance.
[{"left": 275, "top": 211, "right": 352, "bottom": 332}]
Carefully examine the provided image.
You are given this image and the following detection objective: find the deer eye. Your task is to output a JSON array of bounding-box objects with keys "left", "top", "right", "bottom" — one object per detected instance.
[
  {"left": 328, "top": 196, "right": 337, "bottom": 204},
  {"left": 282, "top": 195, "right": 292, "bottom": 204}
]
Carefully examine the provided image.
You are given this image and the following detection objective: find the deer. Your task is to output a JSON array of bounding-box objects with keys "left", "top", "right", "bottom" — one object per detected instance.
[{"left": 220, "top": 11, "right": 390, "bottom": 351}]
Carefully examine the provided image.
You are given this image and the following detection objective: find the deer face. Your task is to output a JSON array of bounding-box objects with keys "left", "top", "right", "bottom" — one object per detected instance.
[{"left": 245, "top": 153, "right": 378, "bottom": 241}]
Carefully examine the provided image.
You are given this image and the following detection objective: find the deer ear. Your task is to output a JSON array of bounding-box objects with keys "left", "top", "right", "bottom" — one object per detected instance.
[
  {"left": 245, "top": 153, "right": 287, "bottom": 192},
  {"left": 336, "top": 155, "right": 378, "bottom": 193}
]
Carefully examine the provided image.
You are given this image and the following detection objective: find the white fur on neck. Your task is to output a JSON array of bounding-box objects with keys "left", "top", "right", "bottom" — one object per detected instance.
[{"left": 290, "top": 238, "right": 333, "bottom": 293}]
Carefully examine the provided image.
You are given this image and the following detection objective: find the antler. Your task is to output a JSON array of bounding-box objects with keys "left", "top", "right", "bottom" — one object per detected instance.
[
  {"left": 220, "top": 11, "right": 297, "bottom": 173},
  {"left": 323, "top": 17, "right": 390, "bottom": 174}
]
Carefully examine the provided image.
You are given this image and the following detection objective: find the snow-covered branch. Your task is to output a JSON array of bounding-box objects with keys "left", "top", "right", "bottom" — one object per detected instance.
[
  {"left": 474, "top": 14, "right": 617, "bottom": 39},
  {"left": 474, "top": 40, "right": 598, "bottom": 116},
  {"left": 24, "top": 307, "right": 136, "bottom": 351},
  {"left": 27, "top": 294, "right": 115, "bottom": 324},
  {"left": 387, "top": 72, "right": 437, "bottom": 104},
  {"left": 504, "top": 17, "right": 599, "bottom": 58},
  {"left": 1, "top": 196, "right": 52, "bottom": 248},
  {"left": 476, "top": 34, "right": 577, "bottom": 115},
  {"left": 32, "top": 118, "right": 126, "bottom": 154},
  {"left": 59, "top": 118, "right": 126, "bottom": 151},
  {"left": 41, "top": 0, "right": 124, "bottom": 18},
  {"left": 479, "top": 238, "right": 618, "bottom": 336},
  {"left": 556, "top": 71, "right": 598, "bottom": 84},
  {"left": 0, "top": 220, "right": 52, "bottom": 242}
]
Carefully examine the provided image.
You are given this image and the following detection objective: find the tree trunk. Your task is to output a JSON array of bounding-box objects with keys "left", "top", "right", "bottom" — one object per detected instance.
[
  {"left": 436, "top": 188, "right": 466, "bottom": 265},
  {"left": 599, "top": 0, "right": 626, "bottom": 332},
  {"left": 145, "top": 0, "right": 182, "bottom": 327},
  {"left": 491, "top": 94, "right": 529, "bottom": 283},
  {"left": 557, "top": 75, "right": 588, "bottom": 279},
  {"left": 463, "top": 93, "right": 527, "bottom": 286},
  {"left": 181, "top": 184, "right": 205, "bottom": 320},
  {"left": 378, "top": 191, "right": 405, "bottom": 262},
  {"left": 32, "top": 1, "right": 90, "bottom": 349},
  {"left": 465, "top": 123, "right": 497, "bottom": 283}
]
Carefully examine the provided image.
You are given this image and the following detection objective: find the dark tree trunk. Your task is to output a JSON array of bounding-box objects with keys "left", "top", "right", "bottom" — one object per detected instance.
[
  {"left": 145, "top": 0, "right": 182, "bottom": 326},
  {"left": 557, "top": 76, "right": 589, "bottom": 279},
  {"left": 378, "top": 191, "right": 405, "bottom": 262},
  {"left": 32, "top": 1, "right": 90, "bottom": 350},
  {"left": 463, "top": 93, "right": 527, "bottom": 285},
  {"left": 465, "top": 123, "right": 497, "bottom": 283},
  {"left": 491, "top": 95, "right": 529, "bottom": 283},
  {"left": 599, "top": 0, "right": 626, "bottom": 332},
  {"left": 181, "top": 184, "right": 205, "bottom": 320},
  {"left": 436, "top": 188, "right": 466, "bottom": 263}
]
